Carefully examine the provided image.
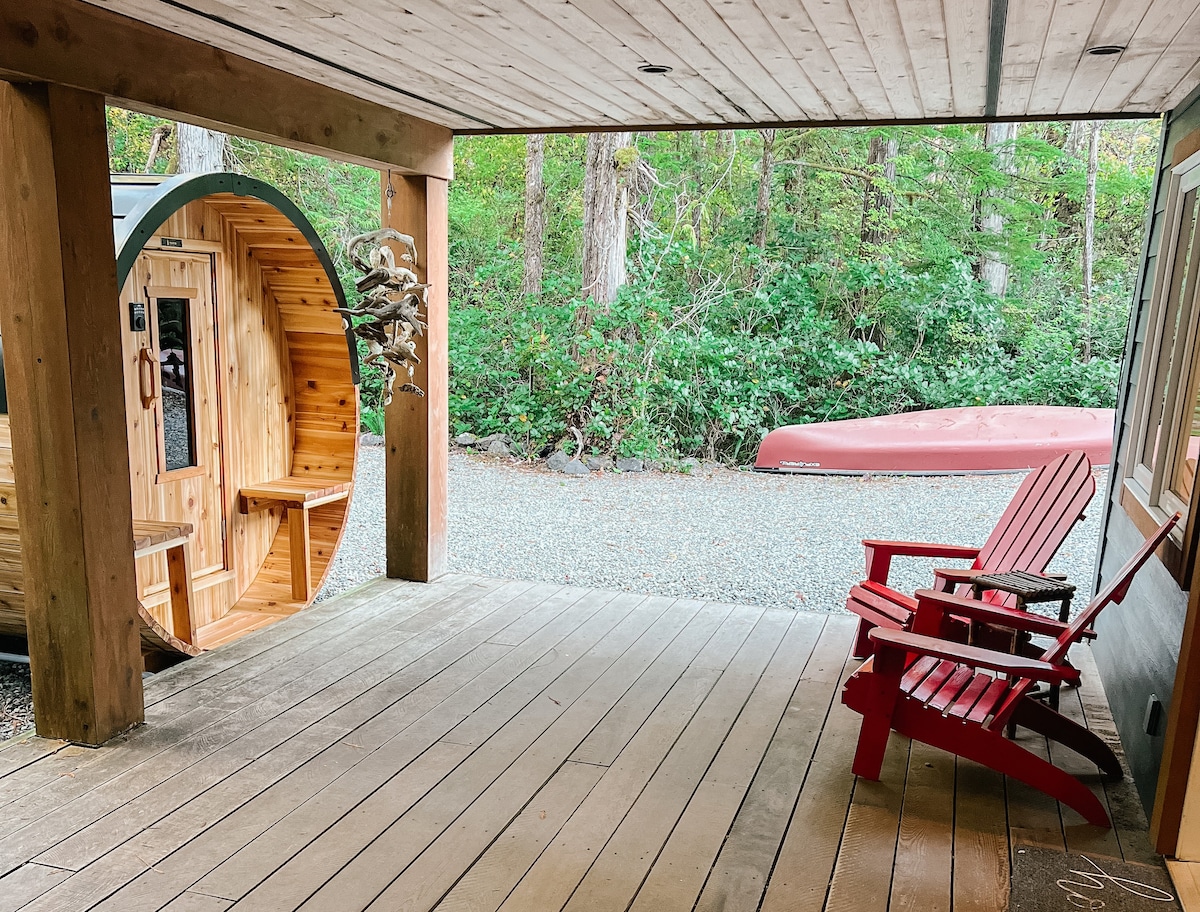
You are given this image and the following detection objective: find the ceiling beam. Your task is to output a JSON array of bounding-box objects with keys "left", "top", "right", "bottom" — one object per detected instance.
[
  {"left": 0, "top": 0, "right": 453, "bottom": 179},
  {"left": 985, "top": 0, "right": 1010, "bottom": 118}
]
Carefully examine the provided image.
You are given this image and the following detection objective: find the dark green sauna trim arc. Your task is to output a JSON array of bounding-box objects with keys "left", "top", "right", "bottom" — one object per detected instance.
[{"left": 113, "top": 171, "right": 360, "bottom": 385}]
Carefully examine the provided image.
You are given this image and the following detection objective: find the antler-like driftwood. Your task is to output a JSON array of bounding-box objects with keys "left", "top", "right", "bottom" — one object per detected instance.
[{"left": 338, "top": 229, "right": 427, "bottom": 403}]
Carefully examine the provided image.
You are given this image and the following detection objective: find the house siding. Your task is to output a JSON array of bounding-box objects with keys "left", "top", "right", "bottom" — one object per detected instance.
[{"left": 1095, "top": 90, "right": 1200, "bottom": 813}]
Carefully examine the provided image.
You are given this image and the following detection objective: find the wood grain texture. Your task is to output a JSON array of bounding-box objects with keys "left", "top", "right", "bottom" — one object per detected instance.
[
  {"left": 0, "top": 82, "right": 143, "bottom": 743},
  {"left": 0, "top": 577, "right": 1163, "bottom": 911},
  {"left": 384, "top": 172, "right": 450, "bottom": 582},
  {"left": 0, "top": 0, "right": 456, "bottom": 172}
]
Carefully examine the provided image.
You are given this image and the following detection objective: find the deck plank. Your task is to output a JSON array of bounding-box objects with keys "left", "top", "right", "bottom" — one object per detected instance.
[
  {"left": 823, "top": 727, "right": 911, "bottom": 912},
  {"left": 20, "top": 579, "right": 536, "bottom": 878},
  {"left": 558, "top": 608, "right": 792, "bottom": 912},
  {"left": 212, "top": 590, "right": 654, "bottom": 909},
  {"left": 370, "top": 600, "right": 732, "bottom": 912},
  {"left": 302, "top": 595, "right": 695, "bottom": 911},
  {"left": 631, "top": 611, "right": 830, "bottom": 912},
  {"left": 888, "top": 740, "right": 955, "bottom": 912},
  {"left": 690, "top": 616, "right": 854, "bottom": 912},
  {"left": 952, "top": 758, "right": 1010, "bottom": 912},
  {"left": 0, "top": 576, "right": 1160, "bottom": 912},
  {"left": 490, "top": 604, "right": 763, "bottom": 912},
  {"left": 95, "top": 585, "right": 618, "bottom": 910},
  {"left": 0, "top": 576, "right": 491, "bottom": 828}
]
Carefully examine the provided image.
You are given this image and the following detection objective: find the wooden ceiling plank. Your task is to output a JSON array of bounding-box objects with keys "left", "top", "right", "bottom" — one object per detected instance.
[
  {"left": 891, "top": 0, "right": 955, "bottom": 118},
  {"left": 1027, "top": 0, "right": 1107, "bottom": 116},
  {"left": 1057, "top": 0, "right": 1152, "bottom": 113},
  {"left": 942, "top": 0, "right": 990, "bottom": 116},
  {"left": 848, "top": 0, "right": 926, "bottom": 118},
  {"left": 485, "top": 0, "right": 701, "bottom": 123},
  {"left": 795, "top": 0, "right": 895, "bottom": 118},
  {"left": 674, "top": 0, "right": 834, "bottom": 120},
  {"left": 298, "top": 0, "right": 592, "bottom": 127},
  {"left": 410, "top": 0, "right": 665, "bottom": 125},
  {"left": 749, "top": 0, "right": 864, "bottom": 118},
  {"left": 1100, "top": 0, "right": 1200, "bottom": 112},
  {"left": 622, "top": 0, "right": 802, "bottom": 120},
  {"left": 1125, "top": 3, "right": 1200, "bottom": 111},
  {"left": 3, "top": 0, "right": 455, "bottom": 173},
  {"left": 997, "top": 0, "right": 1055, "bottom": 116},
  {"left": 117, "top": 0, "right": 581, "bottom": 129},
  {"left": 79, "top": 0, "right": 485, "bottom": 129},
  {"left": 524, "top": 0, "right": 750, "bottom": 123},
  {"left": 598, "top": 0, "right": 778, "bottom": 122},
  {"left": 564, "top": 0, "right": 761, "bottom": 122},
  {"left": 1163, "top": 58, "right": 1200, "bottom": 111}
]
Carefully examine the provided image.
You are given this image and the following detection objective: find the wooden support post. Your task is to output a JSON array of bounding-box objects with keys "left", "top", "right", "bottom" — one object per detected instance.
[
  {"left": 0, "top": 82, "right": 144, "bottom": 744},
  {"left": 165, "top": 544, "right": 196, "bottom": 646},
  {"left": 382, "top": 171, "right": 449, "bottom": 582},
  {"left": 288, "top": 508, "right": 312, "bottom": 602}
]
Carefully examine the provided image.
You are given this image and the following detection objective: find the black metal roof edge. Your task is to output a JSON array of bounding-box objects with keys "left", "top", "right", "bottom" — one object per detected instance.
[{"left": 114, "top": 172, "right": 360, "bottom": 385}]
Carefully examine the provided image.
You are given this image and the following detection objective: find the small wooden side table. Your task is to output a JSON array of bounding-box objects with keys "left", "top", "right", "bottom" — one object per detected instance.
[{"left": 969, "top": 569, "right": 1076, "bottom": 711}]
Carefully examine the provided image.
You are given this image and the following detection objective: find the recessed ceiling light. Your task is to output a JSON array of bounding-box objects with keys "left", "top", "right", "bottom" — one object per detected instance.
[
  {"left": 1086, "top": 45, "right": 1126, "bottom": 56},
  {"left": 638, "top": 64, "right": 673, "bottom": 75}
]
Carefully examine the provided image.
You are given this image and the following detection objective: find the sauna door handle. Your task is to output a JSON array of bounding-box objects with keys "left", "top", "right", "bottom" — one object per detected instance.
[{"left": 138, "top": 347, "right": 158, "bottom": 409}]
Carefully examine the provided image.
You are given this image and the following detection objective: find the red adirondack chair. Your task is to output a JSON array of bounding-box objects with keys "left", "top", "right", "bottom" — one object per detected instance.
[
  {"left": 847, "top": 450, "right": 1095, "bottom": 657},
  {"left": 842, "top": 513, "right": 1179, "bottom": 828}
]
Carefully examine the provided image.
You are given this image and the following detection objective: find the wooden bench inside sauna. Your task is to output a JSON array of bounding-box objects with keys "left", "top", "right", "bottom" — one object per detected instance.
[{"left": 0, "top": 173, "right": 360, "bottom": 667}]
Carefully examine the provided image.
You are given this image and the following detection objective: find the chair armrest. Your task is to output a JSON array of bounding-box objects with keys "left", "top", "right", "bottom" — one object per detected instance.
[
  {"left": 912, "top": 589, "right": 1095, "bottom": 641},
  {"left": 932, "top": 567, "right": 977, "bottom": 591},
  {"left": 869, "top": 628, "right": 1080, "bottom": 685},
  {"left": 862, "top": 540, "right": 981, "bottom": 584}
]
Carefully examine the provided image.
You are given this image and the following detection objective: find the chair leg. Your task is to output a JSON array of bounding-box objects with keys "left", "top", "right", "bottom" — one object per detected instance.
[
  {"left": 852, "top": 709, "right": 892, "bottom": 779},
  {"left": 894, "top": 703, "right": 1111, "bottom": 827},
  {"left": 853, "top": 618, "right": 876, "bottom": 659},
  {"left": 1011, "top": 697, "right": 1123, "bottom": 780}
]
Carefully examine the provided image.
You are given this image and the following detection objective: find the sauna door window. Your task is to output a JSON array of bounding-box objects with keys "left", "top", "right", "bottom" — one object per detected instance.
[{"left": 155, "top": 297, "right": 197, "bottom": 471}]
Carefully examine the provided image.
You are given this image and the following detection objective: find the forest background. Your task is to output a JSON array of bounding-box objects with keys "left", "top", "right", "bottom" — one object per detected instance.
[{"left": 108, "top": 113, "right": 1160, "bottom": 464}]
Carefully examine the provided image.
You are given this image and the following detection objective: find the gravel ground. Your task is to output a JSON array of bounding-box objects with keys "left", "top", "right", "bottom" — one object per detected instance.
[
  {"left": 0, "top": 445, "right": 1106, "bottom": 742},
  {"left": 322, "top": 444, "right": 1106, "bottom": 613}
]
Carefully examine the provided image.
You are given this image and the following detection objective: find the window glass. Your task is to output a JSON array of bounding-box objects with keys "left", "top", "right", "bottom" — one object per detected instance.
[
  {"left": 1143, "top": 190, "right": 1200, "bottom": 480},
  {"left": 156, "top": 298, "right": 196, "bottom": 471}
]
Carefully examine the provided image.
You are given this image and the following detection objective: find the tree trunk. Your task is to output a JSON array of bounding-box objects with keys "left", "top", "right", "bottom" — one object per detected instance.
[
  {"left": 143, "top": 124, "right": 172, "bottom": 173},
  {"left": 753, "top": 129, "right": 776, "bottom": 250},
  {"left": 579, "top": 131, "right": 632, "bottom": 317},
  {"left": 979, "top": 121, "right": 1018, "bottom": 296},
  {"left": 175, "top": 123, "right": 227, "bottom": 173},
  {"left": 522, "top": 134, "right": 546, "bottom": 299},
  {"left": 859, "top": 134, "right": 898, "bottom": 250},
  {"left": 1081, "top": 120, "right": 1101, "bottom": 361}
]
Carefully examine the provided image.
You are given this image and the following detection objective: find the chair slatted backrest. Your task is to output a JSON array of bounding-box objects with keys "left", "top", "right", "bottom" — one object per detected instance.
[
  {"left": 988, "top": 512, "right": 1180, "bottom": 731},
  {"left": 967, "top": 451, "right": 1095, "bottom": 606}
]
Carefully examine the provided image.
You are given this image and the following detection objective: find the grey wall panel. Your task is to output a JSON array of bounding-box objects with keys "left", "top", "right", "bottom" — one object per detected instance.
[{"left": 1095, "top": 510, "right": 1189, "bottom": 810}]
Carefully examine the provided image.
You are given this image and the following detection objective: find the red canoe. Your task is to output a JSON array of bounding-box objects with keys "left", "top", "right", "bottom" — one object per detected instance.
[{"left": 753, "top": 406, "right": 1115, "bottom": 475}]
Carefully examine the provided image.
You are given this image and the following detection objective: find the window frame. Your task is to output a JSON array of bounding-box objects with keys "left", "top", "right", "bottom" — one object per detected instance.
[
  {"left": 1126, "top": 147, "right": 1200, "bottom": 581},
  {"left": 147, "top": 288, "right": 206, "bottom": 483}
]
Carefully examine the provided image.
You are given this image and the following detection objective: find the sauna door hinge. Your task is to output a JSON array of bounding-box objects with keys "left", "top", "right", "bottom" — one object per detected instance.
[{"left": 221, "top": 518, "right": 227, "bottom": 541}]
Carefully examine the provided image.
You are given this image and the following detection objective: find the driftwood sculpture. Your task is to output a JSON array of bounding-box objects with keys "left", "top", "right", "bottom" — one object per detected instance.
[{"left": 336, "top": 228, "right": 427, "bottom": 403}]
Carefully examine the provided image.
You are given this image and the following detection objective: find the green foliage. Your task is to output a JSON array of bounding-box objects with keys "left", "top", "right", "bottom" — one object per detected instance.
[{"left": 105, "top": 107, "right": 1157, "bottom": 462}]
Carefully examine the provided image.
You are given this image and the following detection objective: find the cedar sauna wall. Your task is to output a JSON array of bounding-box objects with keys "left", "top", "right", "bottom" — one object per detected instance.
[{"left": 0, "top": 174, "right": 358, "bottom": 661}]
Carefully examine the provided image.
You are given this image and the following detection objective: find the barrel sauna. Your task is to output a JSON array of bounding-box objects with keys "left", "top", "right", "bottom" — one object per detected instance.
[{"left": 0, "top": 173, "right": 360, "bottom": 666}]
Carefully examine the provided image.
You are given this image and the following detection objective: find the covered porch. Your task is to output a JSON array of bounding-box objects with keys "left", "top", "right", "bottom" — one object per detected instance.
[{"left": 0, "top": 575, "right": 1157, "bottom": 911}]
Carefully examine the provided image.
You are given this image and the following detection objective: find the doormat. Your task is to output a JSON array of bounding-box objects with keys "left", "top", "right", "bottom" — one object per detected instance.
[{"left": 1010, "top": 846, "right": 1180, "bottom": 911}]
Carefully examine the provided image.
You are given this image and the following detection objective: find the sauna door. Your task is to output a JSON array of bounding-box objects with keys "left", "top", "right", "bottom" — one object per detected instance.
[{"left": 128, "top": 252, "right": 226, "bottom": 580}]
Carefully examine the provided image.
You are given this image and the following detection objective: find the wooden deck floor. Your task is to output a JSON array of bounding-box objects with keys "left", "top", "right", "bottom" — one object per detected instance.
[{"left": 0, "top": 574, "right": 1160, "bottom": 911}]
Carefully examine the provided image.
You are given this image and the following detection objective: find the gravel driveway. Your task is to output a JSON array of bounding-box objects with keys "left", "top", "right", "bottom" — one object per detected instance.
[
  {"left": 325, "top": 445, "right": 1106, "bottom": 612},
  {"left": 0, "top": 445, "right": 1106, "bottom": 742}
]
